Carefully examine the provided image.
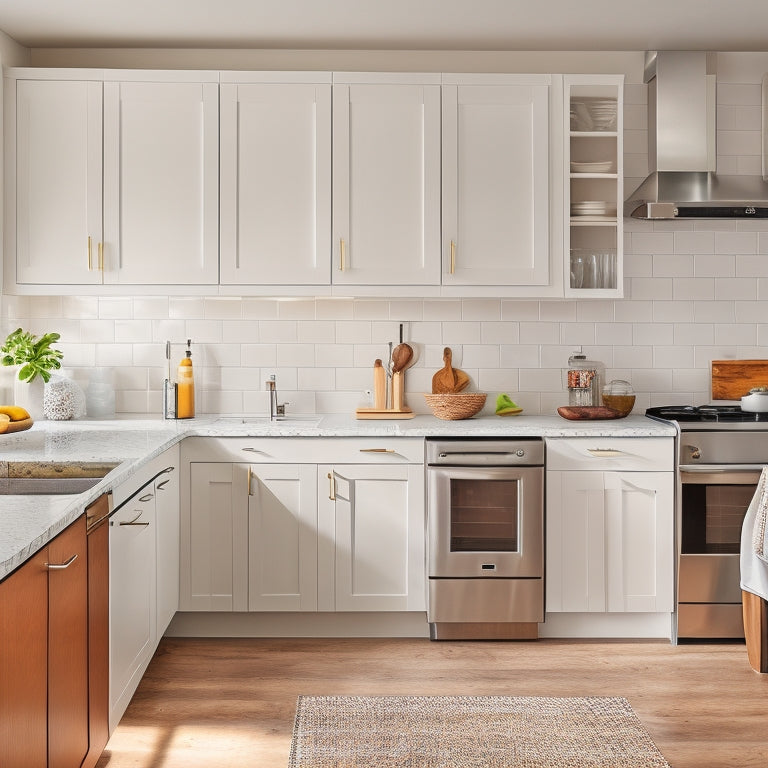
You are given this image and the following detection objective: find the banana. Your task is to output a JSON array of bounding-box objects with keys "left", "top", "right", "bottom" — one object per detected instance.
[
  {"left": 0, "top": 405, "right": 30, "bottom": 421},
  {"left": 0, "top": 414, "right": 10, "bottom": 433}
]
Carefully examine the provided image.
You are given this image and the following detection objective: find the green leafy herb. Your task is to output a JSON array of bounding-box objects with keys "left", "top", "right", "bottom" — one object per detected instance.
[{"left": 1, "top": 327, "right": 63, "bottom": 383}]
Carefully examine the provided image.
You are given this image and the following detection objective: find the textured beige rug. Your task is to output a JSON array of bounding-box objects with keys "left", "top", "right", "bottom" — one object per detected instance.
[{"left": 288, "top": 695, "right": 671, "bottom": 768}]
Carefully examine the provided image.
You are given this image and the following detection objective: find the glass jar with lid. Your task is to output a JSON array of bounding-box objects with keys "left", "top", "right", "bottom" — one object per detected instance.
[
  {"left": 602, "top": 379, "right": 636, "bottom": 416},
  {"left": 566, "top": 349, "right": 603, "bottom": 407}
]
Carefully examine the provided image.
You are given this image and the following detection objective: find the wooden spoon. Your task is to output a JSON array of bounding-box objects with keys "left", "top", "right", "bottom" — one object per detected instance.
[
  {"left": 432, "top": 347, "right": 458, "bottom": 393},
  {"left": 391, "top": 343, "right": 414, "bottom": 373}
]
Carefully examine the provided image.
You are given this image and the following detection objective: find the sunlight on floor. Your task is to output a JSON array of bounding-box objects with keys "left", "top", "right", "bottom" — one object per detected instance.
[{"left": 98, "top": 722, "right": 285, "bottom": 768}]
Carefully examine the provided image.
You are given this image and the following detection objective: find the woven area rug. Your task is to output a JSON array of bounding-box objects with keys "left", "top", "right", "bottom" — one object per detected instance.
[{"left": 288, "top": 695, "right": 671, "bottom": 768}]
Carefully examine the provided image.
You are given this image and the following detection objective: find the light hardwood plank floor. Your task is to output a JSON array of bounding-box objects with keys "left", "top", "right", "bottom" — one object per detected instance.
[{"left": 96, "top": 637, "right": 768, "bottom": 768}]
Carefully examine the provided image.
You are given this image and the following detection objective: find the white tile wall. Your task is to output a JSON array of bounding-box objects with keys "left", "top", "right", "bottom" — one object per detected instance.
[{"left": 3, "top": 64, "right": 768, "bottom": 417}]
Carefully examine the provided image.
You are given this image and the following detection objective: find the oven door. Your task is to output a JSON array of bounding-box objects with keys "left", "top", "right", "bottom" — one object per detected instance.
[
  {"left": 427, "top": 465, "right": 543, "bottom": 578},
  {"left": 679, "top": 465, "right": 761, "bottom": 604}
]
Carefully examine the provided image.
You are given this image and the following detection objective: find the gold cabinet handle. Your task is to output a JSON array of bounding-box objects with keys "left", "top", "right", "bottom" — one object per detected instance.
[
  {"left": 46, "top": 554, "right": 78, "bottom": 570},
  {"left": 450, "top": 240, "right": 456, "bottom": 274},
  {"left": 327, "top": 471, "right": 336, "bottom": 501},
  {"left": 339, "top": 238, "right": 346, "bottom": 271},
  {"left": 359, "top": 448, "right": 395, "bottom": 453},
  {"left": 247, "top": 466, "right": 252, "bottom": 496},
  {"left": 98, "top": 241, "right": 104, "bottom": 271},
  {"left": 117, "top": 510, "right": 149, "bottom": 527},
  {"left": 87, "top": 236, "right": 93, "bottom": 270}
]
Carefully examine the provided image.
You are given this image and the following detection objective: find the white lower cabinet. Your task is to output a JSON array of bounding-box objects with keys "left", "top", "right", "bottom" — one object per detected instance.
[
  {"left": 319, "top": 463, "right": 425, "bottom": 612},
  {"left": 109, "top": 448, "right": 178, "bottom": 732},
  {"left": 180, "top": 437, "right": 426, "bottom": 614},
  {"left": 545, "top": 438, "right": 674, "bottom": 614},
  {"left": 248, "top": 463, "right": 318, "bottom": 611}
]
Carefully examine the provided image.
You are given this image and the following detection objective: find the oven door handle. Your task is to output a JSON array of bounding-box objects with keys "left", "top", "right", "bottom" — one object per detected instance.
[{"left": 680, "top": 464, "right": 767, "bottom": 473}]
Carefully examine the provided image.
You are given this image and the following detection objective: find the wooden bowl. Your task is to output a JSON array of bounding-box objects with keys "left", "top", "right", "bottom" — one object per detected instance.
[{"left": 424, "top": 392, "right": 487, "bottom": 420}]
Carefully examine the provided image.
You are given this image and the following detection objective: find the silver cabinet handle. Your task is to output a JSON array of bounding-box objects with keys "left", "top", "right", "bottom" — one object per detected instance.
[
  {"left": 117, "top": 511, "right": 150, "bottom": 527},
  {"left": 586, "top": 448, "right": 626, "bottom": 457},
  {"left": 46, "top": 554, "right": 77, "bottom": 570},
  {"left": 242, "top": 448, "right": 269, "bottom": 455}
]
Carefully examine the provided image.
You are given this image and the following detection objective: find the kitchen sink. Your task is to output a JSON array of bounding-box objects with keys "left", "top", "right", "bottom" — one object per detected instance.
[
  {"left": 215, "top": 415, "right": 323, "bottom": 427},
  {"left": 0, "top": 462, "right": 119, "bottom": 495}
]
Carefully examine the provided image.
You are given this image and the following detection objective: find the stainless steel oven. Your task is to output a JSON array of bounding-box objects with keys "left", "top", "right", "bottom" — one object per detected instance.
[
  {"left": 648, "top": 406, "right": 768, "bottom": 639},
  {"left": 426, "top": 438, "right": 544, "bottom": 640}
]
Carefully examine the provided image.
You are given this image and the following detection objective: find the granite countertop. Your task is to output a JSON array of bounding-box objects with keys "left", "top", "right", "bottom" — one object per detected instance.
[{"left": 0, "top": 413, "right": 676, "bottom": 580}]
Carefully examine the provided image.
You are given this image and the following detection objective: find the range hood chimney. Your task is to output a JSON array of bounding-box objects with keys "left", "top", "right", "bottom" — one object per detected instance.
[{"left": 625, "top": 51, "right": 768, "bottom": 219}]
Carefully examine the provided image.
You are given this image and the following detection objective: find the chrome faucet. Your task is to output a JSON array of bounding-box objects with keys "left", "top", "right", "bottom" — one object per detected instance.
[{"left": 266, "top": 375, "right": 287, "bottom": 420}]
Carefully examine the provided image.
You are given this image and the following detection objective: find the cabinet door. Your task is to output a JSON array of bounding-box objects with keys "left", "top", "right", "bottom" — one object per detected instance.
[
  {"left": 442, "top": 81, "right": 551, "bottom": 286},
  {"left": 14, "top": 78, "right": 103, "bottom": 285},
  {"left": 155, "top": 461, "right": 180, "bottom": 635},
  {"left": 604, "top": 471, "right": 674, "bottom": 613},
  {"left": 48, "top": 516, "right": 89, "bottom": 768},
  {"left": 547, "top": 470, "right": 675, "bottom": 613},
  {"left": 110, "top": 490, "right": 157, "bottom": 732},
  {"left": 546, "top": 469, "right": 607, "bottom": 612},
  {"left": 103, "top": 80, "right": 218, "bottom": 284},
  {"left": 0, "top": 549, "right": 48, "bottom": 768},
  {"left": 319, "top": 464, "right": 426, "bottom": 611},
  {"left": 220, "top": 81, "right": 331, "bottom": 286},
  {"left": 332, "top": 82, "right": 441, "bottom": 285},
  {"left": 185, "top": 462, "right": 249, "bottom": 611},
  {"left": 248, "top": 463, "right": 318, "bottom": 611}
]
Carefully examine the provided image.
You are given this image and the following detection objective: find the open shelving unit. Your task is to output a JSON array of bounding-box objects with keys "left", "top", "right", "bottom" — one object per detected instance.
[{"left": 564, "top": 75, "right": 624, "bottom": 298}]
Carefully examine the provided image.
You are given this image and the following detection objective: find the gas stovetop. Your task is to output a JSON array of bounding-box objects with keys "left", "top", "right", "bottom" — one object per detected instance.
[{"left": 646, "top": 404, "right": 768, "bottom": 430}]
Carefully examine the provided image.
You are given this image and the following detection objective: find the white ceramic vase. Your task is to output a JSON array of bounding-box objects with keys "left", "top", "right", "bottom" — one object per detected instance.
[{"left": 13, "top": 369, "right": 45, "bottom": 421}]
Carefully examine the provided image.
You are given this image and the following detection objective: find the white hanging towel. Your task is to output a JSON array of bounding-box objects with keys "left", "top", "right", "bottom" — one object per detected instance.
[{"left": 740, "top": 466, "right": 768, "bottom": 601}]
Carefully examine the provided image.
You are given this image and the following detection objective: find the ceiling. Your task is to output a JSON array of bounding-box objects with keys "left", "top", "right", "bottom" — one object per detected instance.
[{"left": 0, "top": 0, "right": 767, "bottom": 51}]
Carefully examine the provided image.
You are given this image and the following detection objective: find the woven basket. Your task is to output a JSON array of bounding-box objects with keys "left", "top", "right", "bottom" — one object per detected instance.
[{"left": 424, "top": 392, "right": 487, "bottom": 420}]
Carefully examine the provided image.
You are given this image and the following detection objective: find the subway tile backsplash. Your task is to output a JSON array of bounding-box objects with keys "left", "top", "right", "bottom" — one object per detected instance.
[{"left": 3, "top": 71, "right": 768, "bottom": 418}]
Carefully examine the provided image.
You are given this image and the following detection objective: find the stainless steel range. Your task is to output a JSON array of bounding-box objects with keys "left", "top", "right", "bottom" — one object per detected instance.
[
  {"left": 647, "top": 405, "right": 768, "bottom": 639},
  {"left": 426, "top": 438, "right": 544, "bottom": 641}
]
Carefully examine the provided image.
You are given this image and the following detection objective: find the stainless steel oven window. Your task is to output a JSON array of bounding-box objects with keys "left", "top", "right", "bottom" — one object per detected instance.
[{"left": 449, "top": 478, "right": 519, "bottom": 552}]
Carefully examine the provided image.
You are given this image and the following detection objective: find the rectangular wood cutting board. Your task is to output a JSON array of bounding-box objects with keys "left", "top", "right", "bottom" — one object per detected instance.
[{"left": 711, "top": 360, "right": 768, "bottom": 400}]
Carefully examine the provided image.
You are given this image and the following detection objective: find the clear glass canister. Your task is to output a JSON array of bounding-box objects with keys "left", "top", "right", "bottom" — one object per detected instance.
[{"left": 566, "top": 351, "right": 602, "bottom": 407}]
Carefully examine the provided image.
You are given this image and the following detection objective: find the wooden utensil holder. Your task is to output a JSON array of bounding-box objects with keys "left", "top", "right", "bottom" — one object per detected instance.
[{"left": 356, "top": 371, "right": 414, "bottom": 419}]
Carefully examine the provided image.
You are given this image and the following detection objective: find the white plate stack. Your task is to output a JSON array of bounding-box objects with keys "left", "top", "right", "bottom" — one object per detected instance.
[{"left": 570, "top": 201, "right": 617, "bottom": 218}]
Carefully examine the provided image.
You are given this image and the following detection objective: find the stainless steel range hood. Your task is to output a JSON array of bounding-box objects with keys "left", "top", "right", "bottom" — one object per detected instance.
[{"left": 625, "top": 51, "right": 768, "bottom": 219}]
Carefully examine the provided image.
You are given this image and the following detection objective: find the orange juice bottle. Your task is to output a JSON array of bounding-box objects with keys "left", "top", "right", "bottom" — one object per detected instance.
[{"left": 176, "top": 342, "right": 195, "bottom": 419}]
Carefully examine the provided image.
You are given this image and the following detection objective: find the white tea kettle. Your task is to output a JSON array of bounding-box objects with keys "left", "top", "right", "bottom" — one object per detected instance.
[{"left": 741, "top": 387, "right": 768, "bottom": 412}]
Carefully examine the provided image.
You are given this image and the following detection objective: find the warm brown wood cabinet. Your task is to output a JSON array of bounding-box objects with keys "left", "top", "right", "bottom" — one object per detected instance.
[{"left": 0, "top": 515, "right": 89, "bottom": 768}]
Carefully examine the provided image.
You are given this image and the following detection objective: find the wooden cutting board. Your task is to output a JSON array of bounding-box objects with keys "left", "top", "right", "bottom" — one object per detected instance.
[{"left": 711, "top": 360, "right": 768, "bottom": 400}]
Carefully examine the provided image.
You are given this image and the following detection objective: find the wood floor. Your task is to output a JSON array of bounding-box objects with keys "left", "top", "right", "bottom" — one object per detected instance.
[{"left": 96, "top": 636, "right": 768, "bottom": 768}]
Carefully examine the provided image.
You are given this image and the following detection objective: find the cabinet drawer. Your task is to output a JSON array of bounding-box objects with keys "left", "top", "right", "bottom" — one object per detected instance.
[
  {"left": 545, "top": 437, "right": 673, "bottom": 472},
  {"left": 181, "top": 436, "right": 425, "bottom": 465}
]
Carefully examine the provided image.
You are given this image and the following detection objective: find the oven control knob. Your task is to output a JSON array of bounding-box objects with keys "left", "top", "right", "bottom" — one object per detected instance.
[
  {"left": 685, "top": 444, "right": 701, "bottom": 460},
  {"left": 515, "top": 449, "right": 525, "bottom": 457}
]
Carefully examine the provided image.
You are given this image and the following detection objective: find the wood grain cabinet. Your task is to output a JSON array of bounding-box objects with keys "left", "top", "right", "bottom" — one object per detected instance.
[
  {"left": 0, "top": 515, "right": 88, "bottom": 768},
  {"left": 5, "top": 69, "right": 219, "bottom": 293}
]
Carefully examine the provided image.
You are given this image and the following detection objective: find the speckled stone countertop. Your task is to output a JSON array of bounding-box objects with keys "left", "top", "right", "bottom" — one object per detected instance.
[{"left": 0, "top": 413, "right": 675, "bottom": 580}]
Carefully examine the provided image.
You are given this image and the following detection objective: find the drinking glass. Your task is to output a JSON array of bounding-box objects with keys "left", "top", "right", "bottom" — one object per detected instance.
[{"left": 570, "top": 253, "right": 584, "bottom": 289}]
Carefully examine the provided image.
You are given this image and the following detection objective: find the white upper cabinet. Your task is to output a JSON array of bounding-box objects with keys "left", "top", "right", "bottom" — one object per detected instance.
[
  {"left": 219, "top": 74, "right": 332, "bottom": 287},
  {"left": 441, "top": 75, "right": 556, "bottom": 291},
  {"left": 102, "top": 76, "right": 219, "bottom": 285},
  {"left": 11, "top": 78, "right": 104, "bottom": 286},
  {"left": 5, "top": 69, "right": 219, "bottom": 292},
  {"left": 331, "top": 74, "right": 442, "bottom": 288}
]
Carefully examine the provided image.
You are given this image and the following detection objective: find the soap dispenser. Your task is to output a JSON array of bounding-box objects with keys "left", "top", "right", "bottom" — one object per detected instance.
[{"left": 176, "top": 339, "right": 195, "bottom": 419}]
